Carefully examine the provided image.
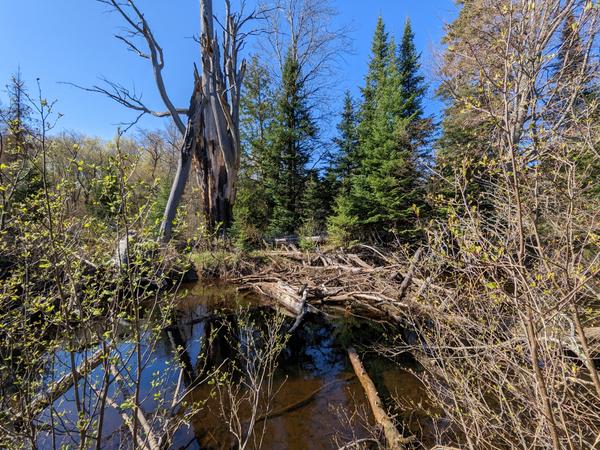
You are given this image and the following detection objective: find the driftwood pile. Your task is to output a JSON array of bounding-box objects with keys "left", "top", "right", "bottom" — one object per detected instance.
[
  {"left": 234, "top": 247, "right": 600, "bottom": 360},
  {"left": 234, "top": 246, "right": 427, "bottom": 449},
  {"left": 234, "top": 246, "right": 431, "bottom": 325}
]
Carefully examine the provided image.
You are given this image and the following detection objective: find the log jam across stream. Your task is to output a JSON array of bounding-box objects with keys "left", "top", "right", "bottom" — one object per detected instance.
[{"left": 34, "top": 281, "right": 433, "bottom": 449}]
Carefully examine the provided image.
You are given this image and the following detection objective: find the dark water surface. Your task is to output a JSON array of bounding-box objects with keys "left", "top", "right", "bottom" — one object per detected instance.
[{"left": 38, "top": 282, "right": 428, "bottom": 449}]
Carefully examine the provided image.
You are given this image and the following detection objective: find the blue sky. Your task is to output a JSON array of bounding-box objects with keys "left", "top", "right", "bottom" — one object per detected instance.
[{"left": 0, "top": 1, "right": 457, "bottom": 139}]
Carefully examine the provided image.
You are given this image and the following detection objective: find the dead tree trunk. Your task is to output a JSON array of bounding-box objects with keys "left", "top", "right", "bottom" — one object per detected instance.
[
  {"left": 159, "top": 87, "right": 200, "bottom": 241},
  {"left": 193, "top": 0, "right": 243, "bottom": 233},
  {"left": 347, "top": 347, "right": 409, "bottom": 449},
  {"left": 160, "top": 0, "right": 245, "bottom": 240},
  {"left": 92, "top": 0, "right": 249, "bottom": 242}
]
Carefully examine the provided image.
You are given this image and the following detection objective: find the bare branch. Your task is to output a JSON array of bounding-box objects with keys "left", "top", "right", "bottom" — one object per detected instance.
[
  {"left": 62, "top": 80, "right": 188, "bottom": 120},
  {"left": 95, "top": 0, "right": 187, "bottom": 134}
]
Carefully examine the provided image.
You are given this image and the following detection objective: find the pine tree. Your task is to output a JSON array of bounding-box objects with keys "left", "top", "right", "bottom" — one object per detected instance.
[{"left": 266, "top": 50, "right": 317, "bottom": 236}]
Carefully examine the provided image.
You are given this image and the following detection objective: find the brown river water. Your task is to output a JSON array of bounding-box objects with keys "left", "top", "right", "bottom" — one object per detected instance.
[{"left": 38, "top": 282, "right": 431, "bottom": 449}]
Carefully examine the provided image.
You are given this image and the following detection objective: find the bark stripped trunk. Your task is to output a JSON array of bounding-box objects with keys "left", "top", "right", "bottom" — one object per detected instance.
[
  {"left": 159, "top": 88, "right": 198, "bottom": 241},
  {"left": 160, "top": 0, "right": 244, "bottom": 241}
]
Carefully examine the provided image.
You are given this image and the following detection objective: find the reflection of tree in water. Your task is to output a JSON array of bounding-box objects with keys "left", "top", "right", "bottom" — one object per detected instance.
[{"left": 283, "top": 317, "right": 346, "bottom": 377}]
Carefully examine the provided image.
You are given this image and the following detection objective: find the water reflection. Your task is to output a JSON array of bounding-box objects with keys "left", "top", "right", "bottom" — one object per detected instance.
[{"left": 36, "top": 282, "right": 427, "bottom": 449}]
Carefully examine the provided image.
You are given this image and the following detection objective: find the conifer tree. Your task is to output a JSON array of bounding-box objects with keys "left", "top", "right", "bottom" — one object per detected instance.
[
  {"left": 0, "top": 71, "right": 40, "bottom": 231},
  {"left": 360, "top": 17, "right": 389, "bottom": 133},
  {"left": 2, "top": 70, "right": 33, "bottom": 156},
  {"left": 551, "top": 11, "right": 600, "bottom": 199},
  {"left": 398, "top": 19, "right": 426, "bottom": 122},
  {"left": 326, "top": 91, "right": 359, "bottom": 199},
  {"left": 232, "top": 57, "right": 275, "bottom": 246},
  {"left": 556, "top": 11, "right": 586, "bottom": 83},
  {"left": 329, "top": 19, "right": 427, "bottom": 243},
  {"left": 552, "top": 10, "right": 590, "bottom": 118},
  {"left": 354, "top": 37, "right": 421, "bottom": 237},
  {"left": 430, "top": 0, "right": 498, "bottom": 216},
  {"left": 267, "top": 49, "right": 317, "bottom": 236},
  {"left": 300, "top": 169, "right": 328, "bottom": 236}
]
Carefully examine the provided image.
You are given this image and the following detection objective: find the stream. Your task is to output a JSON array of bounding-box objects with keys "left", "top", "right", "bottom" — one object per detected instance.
[{"left": 36, "top": 282, "right": 431, "bottom": 449}]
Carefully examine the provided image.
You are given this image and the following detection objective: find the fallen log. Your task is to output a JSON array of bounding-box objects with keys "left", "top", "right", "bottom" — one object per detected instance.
[
  {"left": 110, "top": 365, "right": 160, "bottom": 450},
  {"left": 347, "top": 346, "right": 411, "bottom": 450},
  {"left": 288, "top": 285, "right": 309, "bottom": 333},
  {"left": 252, "top": 281, "right": 318, "bottom": 317},
  {"left": 105, "top": 395, "right": 153, "bottom": 450},
  {"left": 28, "top": 348, "right": 105, "bottom": 418}
]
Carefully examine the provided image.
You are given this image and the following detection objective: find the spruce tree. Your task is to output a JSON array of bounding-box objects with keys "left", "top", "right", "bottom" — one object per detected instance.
[
  {"left": 360, "top": 17, "right": 389, "bottom": 133},
  {"left": 329, "top": 19, "right": 427, "bottom": 243},
  {"left": 556, "top": 12, "right": 586, "bottom": 82},
  {"left": 551, "top": 11, "right": 600, "bottom": 199},
  {"left": 300, "top": 169, "right": 328, "bottom": 236},
  {"left": 430, "top": 1, "right": 498, "bottom": 217},
  {"left": 326, "top": 91, "right": 359, "bottom": 199},
  {"left": 0, "top": 71, "right": 40, "bottom": 231},
  {"left": 398, "top": 19, "right": 426, "bottom": 122},
  {"left": 398, "top": 18, "right": 432, "bottom": 157},
  {"left": 353, "top": 37, "right": 421, "bottom": 237},
  {"left": 267, "top": 49, "right": 316, "bottom": 236},
  {"left": 233, "top": 57, "right": 275, "bottom": 246},
  {"left": 3, "top": 70, "right": 33, "bottom": 156}
]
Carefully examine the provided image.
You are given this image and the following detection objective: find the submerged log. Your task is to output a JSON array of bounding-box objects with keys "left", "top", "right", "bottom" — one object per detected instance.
[
  {"left": 347, "top": 346, "right": 410, "bottom": 450},
  {"left": 255, "top": 373, "right": 355, "bottom": 423},
  {"left": 110, "top": 365, "right": 160, "bottom": 450}
]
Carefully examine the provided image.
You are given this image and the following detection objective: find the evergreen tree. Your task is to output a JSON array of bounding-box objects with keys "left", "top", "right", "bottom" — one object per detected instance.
[
  {"left": 551, "top": 11, "right": 591, "bottom": 121},
  {"left": 326, "top": 91, "right": 359, "bottom": 199},
  {"left": 360, "top": 17, "right": 390, "bottom": 133},
  {"left": 233, "top": 57, "right": 275, "bottom": 246},
  {"left": 300, "top": 169, "right": 329, "bottom": 235},
  {"left": 555, "top": 11, "right": 586, "bottom": 83},
  {"left": 0, "top": 71, "right": 40, "bottom": 231},
  {"left": 429, "top": 0, "right": 499, "bottom": 217},
  {"left": 551, "top": 11, "right": 600, "bottom": 199},
  {"left": 353, "top": 37, "right": 421, "bottom": 237},
  {"left": 398, "top": 19, "right": 426, "bottom": 122},
  {"left": 329, "top": 19, "right": 427, "bottom": 243},
  {"left": 2, "top": 69, "right": 33, "bottom": 156},
  {"left": 267, "top": 49, "right": 317, "bottom": 236},
  {"left": 239, "top": 56, "right": 276, "bottom": 172}
]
